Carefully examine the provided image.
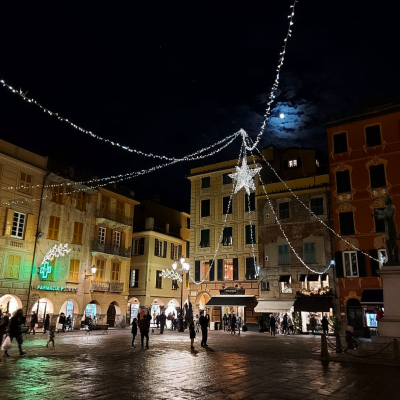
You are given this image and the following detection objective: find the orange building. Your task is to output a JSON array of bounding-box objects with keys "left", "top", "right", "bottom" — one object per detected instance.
[{"left": 327, "top": 104, "right": 400, "bottom": 336}]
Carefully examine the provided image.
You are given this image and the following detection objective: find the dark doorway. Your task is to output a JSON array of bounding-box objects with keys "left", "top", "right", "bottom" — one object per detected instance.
[
  {"left": 346, "top": 298, "right": 363, "bottom": 332},
  {"left": 107, "top": 303, "right": 116, "bottom": 327}
]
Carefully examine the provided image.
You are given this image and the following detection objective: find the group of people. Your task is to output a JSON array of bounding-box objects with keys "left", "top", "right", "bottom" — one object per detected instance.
[
  {"left": 222, "top": 313, "right": 242, "bottom": 334},
  {"left": 267, "top": 313, "right": 294, "bottom": 336}
]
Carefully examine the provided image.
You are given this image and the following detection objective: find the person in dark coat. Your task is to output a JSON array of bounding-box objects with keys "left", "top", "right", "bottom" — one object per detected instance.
[
  {"left": 199, "top": 310, "right": 208, "bottom": 347},
  {"left": 269, "top": 315, "right": 276, "bottom": 336},
  {"left": 43, "top": 314, "right": 50, "bottom": 334},
  {"left": 159, "top": 312, "right": 166, "bottom": 334},
  {"left": 28, "top": 311, "right": 38, "bottom": 335},
  {"left": 344, "top": 326, "right": 358, "bottom": 352},
  {"left": 189, "top": 321, "right": 196, "bottom": 349},
  {"left": 58, "top": 313, "right": 66, "bottom": 333},
  {"left": 6, "top": 309, "right": 26, "bottom": 356},
  {"left": 222, "top": 314, "right": 228, "bottom": 331},
  {"left": 131, "top": 318, "right": 138, "bottom": 347},
  {"left": 231, "top": 313, "right": 237, "bottom": 335},
  {"left": 138, "top": 315, "right": 150, "bottom": 349},
  {"left": 321, "top": 315, "right": 329, "bottom": 336}
]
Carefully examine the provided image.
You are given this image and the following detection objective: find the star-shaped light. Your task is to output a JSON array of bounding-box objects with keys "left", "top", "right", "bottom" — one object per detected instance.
[{"left": 229, "top": 157, "right": 261, "bottom": 195}]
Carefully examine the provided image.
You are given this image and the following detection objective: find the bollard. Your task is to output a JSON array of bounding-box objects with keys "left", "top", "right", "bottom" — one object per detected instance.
[
  {"left": 321, "top": 333, "right": 329, "bottom": 358},
  {"left": 393, "top": 339, "right": 400, "bottom": 359},
  {"left": 335, "top": 332, "right": 342, "bottom": 353}
]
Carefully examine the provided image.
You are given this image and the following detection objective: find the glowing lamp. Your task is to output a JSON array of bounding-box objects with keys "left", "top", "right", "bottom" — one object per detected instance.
[
  {"left": 172, "top": 262, "right": 178, "bottom": 270},
  {"left": 91, "top": 265, "right": 97, "bottom": 275}
]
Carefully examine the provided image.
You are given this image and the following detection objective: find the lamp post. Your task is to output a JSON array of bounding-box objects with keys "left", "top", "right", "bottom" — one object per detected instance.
[{"left": 160, "top": 257, "right": 190, "bottom": 332}]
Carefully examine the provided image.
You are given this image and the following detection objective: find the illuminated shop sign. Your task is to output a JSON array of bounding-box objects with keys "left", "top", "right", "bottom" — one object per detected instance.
[{"left": 36, "top": 285, "right": 78, "bottom": 293}]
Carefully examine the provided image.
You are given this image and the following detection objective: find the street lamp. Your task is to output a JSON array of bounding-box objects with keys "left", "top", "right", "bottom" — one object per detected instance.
[{"left": 160, "top": 257, "right": 190, "bottom": 332}]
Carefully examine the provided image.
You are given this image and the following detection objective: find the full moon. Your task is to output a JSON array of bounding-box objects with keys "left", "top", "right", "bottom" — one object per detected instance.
[{"left": 279, "top": 113, "right": 285, "bottom": 119}]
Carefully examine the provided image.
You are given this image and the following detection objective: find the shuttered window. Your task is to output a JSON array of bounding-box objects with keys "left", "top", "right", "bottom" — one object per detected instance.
[
  {"left": 68, "top": 259, "right": 80, "bottom": 282},
  {"left": 95, "top": 259, "right": 105, "bottom": 280},
  {"left": 111, "top": 262, "right": 120, "bottom": 282},
  {"left": 116, "top": 201, "right": 124, "bottom": 216},
  {"left": 52, "top": 185, "right": 64, "bottom": 203},
  {"left": 101, "top": 196, "right": 110, "bottom": 211},
  {"left": 278, "top": 244, "right": 290, "bottom": 265},
  {"left": 19, "top": 172, "right": 32, "bottom": 194},
  {"left": 5, "top": 255, "right": 21, "bottom": 279},
  {"left": 304, "top": 242, "right": 316, "bottom": 264},
  {"left": 48, "top": 216, "right": 60, "bottom": 240},
  {"left": 76, "top": 192, "right": 87, "bottom": 211},
  {"left": 72, "top": 222, "right": 84, "bottom": 244}
]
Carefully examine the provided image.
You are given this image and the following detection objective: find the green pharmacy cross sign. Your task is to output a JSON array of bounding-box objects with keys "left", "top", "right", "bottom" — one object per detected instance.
[
  {"left": 39, "top": 262, "right": 52, "bottom": 279},
  {"left": 39, "top": 243, "right": 71, "bottom": 280}
]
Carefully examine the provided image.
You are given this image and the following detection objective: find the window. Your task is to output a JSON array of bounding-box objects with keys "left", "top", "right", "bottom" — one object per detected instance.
[
  {"left": 201, "top": 177, "right": 211, "bottom": 188},
  {"left": 5, "top": 255, "right": 21, "bottom": 279},
  {"left": 316, "top": 159, "right": 320, "bottom": 167},
  {"left": 186, "top": 218, "right": 190, "bottom": 229},
  {"left": 116, "top": 201, "right": 124, "bottom": 216},
  {"left": 374, "top": 208, "right": 385, "bottom": 233},
  {"left": 101, "top": 196, "right": 110, "bottom": 211},
  {"left": 339, "top": 212, "right": 355, "bottom": 235},
  {"left": 261, "top": 281, "right": 270, "bottom": 291},
  {"left": 279, "top": 276, "right": 292, "bottom": 293},
  {"left": 111, "top": 262, "right": 120, "bottom": 281},
  {"left": 278, "top": 244, "right": 290, "bottom": 265},
  {"left": 154, "top": 239, "right": 167, "bottom": 257},
  {"left": 343, "top": 251, "right": 358, "bottom": 277},
  {"left": 366, "top": 125, "right": 382, "bottom": 147},
  {"left": 11, "top": 212, "right": 26, "bottom": 239},
  {"left": 19, "top": 172, "right": 32, "bottom": 194},
  {"left": 333, "top": 132, "right": 348, "bottom": 154},
  {"left": 201, "top": 199, "right": 211, "bottom": 217},
  {"left": 304, "top": 242, "right": 316, "bottom": 264},
  {"left": 132, "top": 238, "right": 145, "bottom": 255},
  {"left": 98, "top": 227, "right": 106, "bottom": 244},
  {"left": 245, "top": 257, "right": 256, "bottom": 280},
  {"left": 288, "top": 159, "right": 298, "bottom": 168},
  {"left": 222, "top": 173, "right": 233, "bottom": 185},
  {"left": 336, "top": 170, "right": 351, "bottom": 193},
  {"left": 310, "top": 198, "right": 324, "bottom": 215},
  {"left": 245, "top": 225, "right": 256, "bottom": 245},
  {"left": 72, "top": 222, "right": 83, "bottom": 244},
  {"left": 201, "top": 261, "right": 210, "bottom": 281},
  {"left": 68, "top": 259, "right": 80, "bottom": 282},
  {"left": 95, "top": 259, "right": 105, "bottom": 280},
  {"left": 156, "top": 270, "right": 162, "bottom": 288},
  {"left": 114, "top": 231, "right": 121, "bottom": 247},
  {"left": 245, "top": 192, "right": 256, "bottom": 212},
  {"left": 171, "top": 243, "right": 178, "bottom": 260},
  {"left": 172, "top": 280, "right": 179, "bottom": 290},
  {"left": 223, "top": 259, "right": 233, "bottom": 280},
  {"left": 222, "top": 196, "right": 232, "bottom": 214},
  {"left": 222, "top": 227, "right": 233, "bottom": 246},
  {"left": 51, "top": 185, "right": 64, "bottom": 204},
  {"left": 47, "top": 216, "right": 60, "bottom": 240},
  {"left": 369, "top": 164, "right": 386, "bottom": 188},
  {"left": 200, "top": 229, "right": 210, "bottom": 248},
  {"left": 279, "top": 202, "right": 290, "bottom": 219},
  {"left": 76, "top": 192, "right": 87, "bottom": 211},
  {"left": 130, "top": 269, "right": 139, "bottom": 288}
]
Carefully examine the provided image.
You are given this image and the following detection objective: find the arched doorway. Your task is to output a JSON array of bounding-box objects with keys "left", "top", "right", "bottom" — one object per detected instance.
[
  {"left": 0, "top": 294, "right": 22, "bottom": 315},
  {"left": 107, "top": 301, "right": 121, "bottom": 327},
  {"left": 31, "top": 298, "right": 54, "bottom": 327},
  {"left": 150, "top": 299, "right": 164, "bottom": 327},
  {"left": 347, "top": 298, "right": 363, "bottom": 332},
  {"left": 59, "top": 299, "right": 79, "bottom": 328},
  {"left": 127, "top": 297, "right": 140, "bottom": 324},
  {"left": 196, "top": 292, "right": 211, "bottom": 312}
]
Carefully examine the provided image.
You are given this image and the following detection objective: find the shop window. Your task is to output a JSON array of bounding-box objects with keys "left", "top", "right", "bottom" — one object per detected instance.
[
  {"left": 98, "top": 227, "right": 106, "bottom": 244},
  {"left": 111, "top": 262, "right": 120, "bottom": 282},
  {"left": 200, "top": 229, "right": 210, "bottom": 248},
  {"left": 245, "top": 225, "right": 256, "bottom": 245},
  {"left": 374, "top": 208, "right": 385, "bottom": 233},
  {"left": 369, "top": 164, "right": 386, "bottom": 188},
  {"left": 51, "top": 185, "right": 64, "bottom": 204},
  {"left": 72, "top": 222, "right": 84, "bottom": 245},
  {"left": 222, "top": 227, "right": 233, "bottom": 246},
  {"left": 95, "top": 259, "right": 105, "bottom": 280},
  {"left": 132, "top": 238, "right": 145, "bottom": 255},
  {"left": 101, "top": 196, "right": 110, "bottom": 211},
  {"left": 365, "top": 125, "right": 382, "bottom": 148},
  {"left": 222, "top": 173, "right": 233, "bottom": 185},
  {"left": 5, "top": 254, "right": 21, "bottom": 279},
  {"left": 278, "top": 244, "right": 290, "bottom": 265},
  {"left": 245, "top": 257, "right": 256, "bottom": 280},
  {"left": 304, "top": 242, "right": 316, "bottom": 264},
  {"left": 222, "top": 196, "right": 232, "bottom": 214},
  {"left": 47, "top": 215, "right": 60, "bottom": 240},
  {"left": 19, "top": 171, "right": 32, "bottom": 195},
  {"left": 336, "top": 170, "right": 351, "bottom": 193},
  {"left": 201, "top": 177, "right": 211, "bottom": 188},
  {"left": 130, "top": 269, "right": 139, "bottom": 288},
  {"left": 201, "top": 199, "right": 211, "bottom": 217},
  {"left": 343, "top": 251, "right": 358, "bottom": 277},
  {"left": 333, "top": 132, "right": 348, "bottom": 154},
  {"left": 68, "top": 259, "right": 80, "bottom": 282},
  {"left": 245, "top": 192, "right": 255, "bottom": 212},
  {"left": 156, "top": 270, "right": 162, "bottom": 288},
  {"left": 12, "top": 212, "right": 26, "bottom": 239},
  {"left": 261, "top": 281, "right": 270, "bottom": 291},
  {"left": 76, "top": 192, "right": 87, "bottom": 211},
  {"left": 279, "top": 202, "right": 290, "bottom": 219},
  {"left": 339, "top": 212, "right": 355, "bottom": 235},
  {"left": 279, "top": 275, "right": 292, "bottom": 293},
  {"left": 310, "top": 198, "right": 324, "bottom": 215}
]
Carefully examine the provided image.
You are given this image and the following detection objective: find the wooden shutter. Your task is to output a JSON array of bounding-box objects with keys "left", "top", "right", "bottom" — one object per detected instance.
[
  {"left": 233, "top": 258, "right": 239, "bottom": 280},
  {"left": 357, "top": 251, "right": 367, "bottom": 277},
  {"left": 163, "top": 241, "right": 167, "bottom": 258},
  {"left": 139, "top": 238, "right": 145, "bottom": 255},
  {"left": 335, "top": 251, "right": 344, "bottom": 278},
  {"left": 25, "top": 214, "right": 35, "bottom": 241},
  {"left": 217, "top": 259, "right": 223, "bottom": 280},
  {"left": 4, "top": 209, "right": 14, "bottom": 236},
  {"left": 154, "top": 239, "right": 158, "bottom": 256},
  {"left": 209, "top": 259, "right": 214, "bottom": 281},
  {"left": 195, "top": 260, "right": 200, "bottom": 281},
  {"left": 6, "top": 255, "right": 21, "bottom": 278},
  {"left": 369, "top": 249, "right": 380, "bottom": 277},
  {"left": 121, "top": 231, "right": 126, "bottom": 248},
  {"left": 178, "top": 245, "right": 182, "bottom": 260}
]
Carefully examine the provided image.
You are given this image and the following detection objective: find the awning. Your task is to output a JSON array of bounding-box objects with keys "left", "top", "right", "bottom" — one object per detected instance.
[
  {"left": 307, "top": 274, "right": 319, "bottom": 282},
  {"left": 254, "top": 300, "right": 294, "bottom": 313},
  {"left": 294, "top": 296, "right": 333, "bottom": 312},
  {"left": 206, "top": 295, "right": 256, "bottom": 307},
  {"left": 278, "top": 275, "right": 291, "bottom": 283},
  {"left": 360, "top": 289, "right": 383, "bottom": 305}
]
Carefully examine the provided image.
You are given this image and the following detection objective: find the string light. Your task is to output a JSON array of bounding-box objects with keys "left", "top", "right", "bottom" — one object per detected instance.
[{"left": 246, "top": 191, "right": 259, "bottom": 278}]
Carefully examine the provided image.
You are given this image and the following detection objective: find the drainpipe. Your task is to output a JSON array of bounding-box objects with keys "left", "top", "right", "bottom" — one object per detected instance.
[{"left": 26, "top": 172, "right": 50, "bottom": 315}]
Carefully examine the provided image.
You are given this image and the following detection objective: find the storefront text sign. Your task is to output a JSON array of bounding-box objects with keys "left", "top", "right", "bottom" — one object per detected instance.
[
  {"left": 36, "top": 285, "right": 78, "bottom": 293},
  {"left": 220, "top": 287, "right": 245, "bottom": 295}
]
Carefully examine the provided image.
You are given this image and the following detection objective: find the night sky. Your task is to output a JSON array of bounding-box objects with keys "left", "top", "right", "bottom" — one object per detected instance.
[{"left": 2, "top": 1, "right": 400, "bottom": 212}]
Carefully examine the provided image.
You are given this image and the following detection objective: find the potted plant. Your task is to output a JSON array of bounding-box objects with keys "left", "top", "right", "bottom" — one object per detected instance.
[{"left": 293, "top": 313, "right": 302, "bottom": 334}]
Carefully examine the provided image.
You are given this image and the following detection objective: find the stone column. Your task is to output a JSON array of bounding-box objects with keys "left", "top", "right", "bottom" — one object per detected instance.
[
  {"left": 74, "top": 314, "right": 84, "bottom": 330},
  {"left": 98, "top": 314, "right": 106, "bottom": 324}
]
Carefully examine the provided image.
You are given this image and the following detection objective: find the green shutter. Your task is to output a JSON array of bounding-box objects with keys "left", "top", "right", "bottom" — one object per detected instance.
[
  {"left": 209, "top": 259, "right": 214, "bottom": 281},
  {"left": 195, "top": 261, "right": 200, "bottom": 281},
  {"left": 233, "top": 258, "right": 239, "bottom": 280},
  {"left": 217, "top": 259, "right": 223, "bottom": 280},
  {"left": 357, "top": 251, "right": 367, "bottom": 277},
  {"left": 335, "top": 251, "right": 344, "bottom": 278}
]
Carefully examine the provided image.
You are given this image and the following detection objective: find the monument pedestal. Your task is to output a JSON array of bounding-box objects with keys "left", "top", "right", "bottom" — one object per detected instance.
[{"left": 378, "top": 264, "right": 400, "bottom": 338}]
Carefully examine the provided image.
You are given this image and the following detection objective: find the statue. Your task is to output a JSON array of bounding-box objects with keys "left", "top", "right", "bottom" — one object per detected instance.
[{"left": 374, "top": 196, "right": 399, "bottom": 263}]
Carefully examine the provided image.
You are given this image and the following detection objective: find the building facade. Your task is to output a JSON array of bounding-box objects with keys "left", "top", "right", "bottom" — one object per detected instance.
[{"left": 327, "top": 105, "right": 400, "bottom": 336}]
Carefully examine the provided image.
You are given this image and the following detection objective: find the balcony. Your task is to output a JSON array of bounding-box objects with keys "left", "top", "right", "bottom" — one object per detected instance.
[
  {"left": 95, "top": 209, "right": 133, "bottom": 229},
  {"left": 90, "top": 280, "right": 124, "bottom": 293},
  {"left": 110, "top": 282, "right": 124, "bottom": 292},
  {"left": 91, "top": 240, "right": 131, "bottom": 258}
]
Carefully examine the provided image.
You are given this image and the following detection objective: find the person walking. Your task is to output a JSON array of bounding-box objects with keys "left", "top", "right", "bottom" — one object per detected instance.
[
  {"left": 156, "top": 314, "right": 160, "bottom": 329},
  {"left": 138, "top": 314, "right": 150, "bottom": 349},
  {"left": 231, "top": 313, "right": 237, "bottom": 335},
  {"left": 46, "top": 326, "right": 55, "bottom": 347},
  {"left": 309, "top": 314, "right": 317, "bottom": 336},
  {"left": 282, "top": 313, "right": 288, "bottom": 335},
  {"left": 5, "top": 309, "right": 26, "bottom": 356},
  {"left": 270, "top": 314, "right": 276, "bottom": 336},
  {"left": 237, "top": 316, "right": 242, "bottom": 335},
  {"left": 28, "top": 311, "right": 38, "bottom": 335},
  {"left": 199, "top": 311, "right": 208, "bottom": 347},
  {"left": 159, "top": 312, "right": 166, "bottom": 334},
  {"left": 43, "top": 314, "right": 50, "bottom": 334},
  {"left": 131, "top": 318, "right": 138, "bottom": 347},
  {"left": 223, "top": 314, "right": 228, "bottom": 331},
  {"left": 321, "top": 315, "right": 329, "bottom": 336},
  {"left": 189, "top": 321, "right": 196, "bottom": 350},
  {"left": 287, "top": 315, "right": 293, "bottom": 335},
  {"left": 58, "top": 313, "right": 66, "bottom": 333}
]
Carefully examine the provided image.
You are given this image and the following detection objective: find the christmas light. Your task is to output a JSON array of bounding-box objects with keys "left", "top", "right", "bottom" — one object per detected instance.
[
  {"left": 229, "top": 157, "right": 261, "bottom": 195},
  {"left": 41, "top": 243, "right": 71, "bottom": 265}
]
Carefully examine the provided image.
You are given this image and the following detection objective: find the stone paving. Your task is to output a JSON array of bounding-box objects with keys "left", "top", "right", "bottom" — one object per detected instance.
[{"left": 1, "top": 328, "right": 400, "bottom": 400}]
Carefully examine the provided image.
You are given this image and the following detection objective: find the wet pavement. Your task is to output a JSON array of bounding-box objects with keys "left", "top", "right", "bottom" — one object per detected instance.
[{"left": 1, "top": 329, "right": 400, "bottom": 400}]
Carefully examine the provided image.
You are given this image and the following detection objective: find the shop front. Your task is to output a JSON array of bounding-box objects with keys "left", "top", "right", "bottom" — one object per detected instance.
[
  {"left": 360, "top": 288, "right": 383, "bottom": 337},
  {"left": 0, "top": 294, "right": 23, "bottom": 315},
  {"left": 127, "top": 297, "right": 140, "bottom": 324}
]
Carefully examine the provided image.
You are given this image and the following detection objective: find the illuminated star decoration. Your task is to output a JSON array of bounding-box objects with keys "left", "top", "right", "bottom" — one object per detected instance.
[{"left": 229, "top": 157, "right": 262, "bottom": 195}]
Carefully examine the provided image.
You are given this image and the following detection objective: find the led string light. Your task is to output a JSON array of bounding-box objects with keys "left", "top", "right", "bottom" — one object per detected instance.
[
  {"left": 246, "top": 191, "right": 259, "bottom": 278},
  {"left": 1, "top": 130, "right": 241, "bottom": 192},
  {"left": 245, "top": 0, "right": 298, "bottom": 151}
]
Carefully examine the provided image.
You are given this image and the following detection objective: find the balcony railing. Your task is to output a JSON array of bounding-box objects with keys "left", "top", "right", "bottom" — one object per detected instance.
[
  {"left": 91, "top": 240, "right": 131, "bottom": 258},
  {"left": 96, "top": 209, "right": 133, "bottom": 226},
  {"left": 110, "top": 282, "right": 124, "bottom": 292},
  {"left": 91, "top": 280, "right": 124, "bottom": 293}
]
